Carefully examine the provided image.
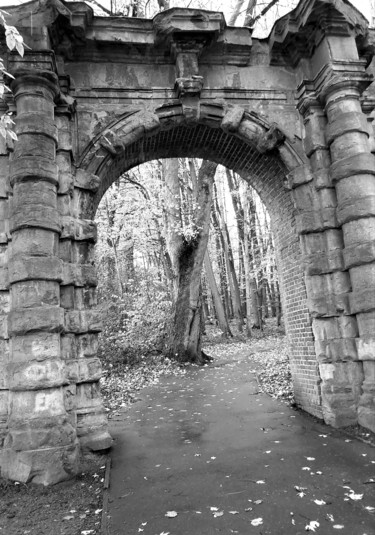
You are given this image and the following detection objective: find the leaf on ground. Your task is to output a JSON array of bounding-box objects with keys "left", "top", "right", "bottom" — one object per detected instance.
[
  {"left": 213, "top": 511, "right": 224, "bottom": 518},
  {"left": 229, "top": 511, "right": 239, "bottom": 514},
  {"left": 165, "top": 511, "right": 178, "bottom": 517},
  {"left": 347, "top": 492, "right": 363, "bottom": 501},
  {"left": 305, "top": 520, "right": 319, "bottom": 531},
  {"left": 251, "top": 518, "right": 263, "bottom": 526},
  {"left": 313, "top": 500, "right": 326, "bottom": 505},
  {"left": 333, "top": 526, "right": 344, "bottom": 530},
  {"left": 256, "top": 480, "right": 265, "bottom": 484}
]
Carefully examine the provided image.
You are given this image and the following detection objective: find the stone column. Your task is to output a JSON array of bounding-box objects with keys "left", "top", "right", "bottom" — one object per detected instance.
[
  {"left": 321, "top": 74, "right": 375, "bottom": 432},
  {"left": 294, "top": 88, "right": 361, "bottom": 427},
  {"left": 2, "top": 69, "right": 79, "bottom": 484}
]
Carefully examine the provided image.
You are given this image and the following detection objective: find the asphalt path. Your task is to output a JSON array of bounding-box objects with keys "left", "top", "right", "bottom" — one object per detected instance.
[{"left": 106, "top": 350, "right": 375, "bottom": 535}]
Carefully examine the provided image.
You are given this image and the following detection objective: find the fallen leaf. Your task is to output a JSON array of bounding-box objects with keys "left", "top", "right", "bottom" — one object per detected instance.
[
  {"left": 254, "top": 500, "right": 263, "bottom": 505},
  {"left": 165, "top": 511, "right": 178, "bottom": 517},
  {"left": 256, "top": 480, "right": 265, "bottom": 484},
  {"left": 305, "top": 520, "right": 319, "bottom": 531},
  {"left": 347, "top": 492, "right": 363, "bottom": 501},
  {"left": 298, "top": 492, "right": 306, "bottom": 498},
  {"left": 229, "top": 511, "right": 239, "bottom": 514},
  {"left": 210, "top": 506, "right": 219, "bottom": 511},
  {"left": 251, "top": 518, "right": 263, "bottom": 526},
  {"left": 333, "top": 526, "right": 344, "bottom": 530},
  {"left": 213, "top": 511, "right": 224, "bottom": 518},
  {"left": 365, "top": 506, "right": 375, "bottom": 512},
  {"left": 302, "top": 467, "right": 311, "bottom": 471},
  {"left": 314, "top": 500, "right": 326, "bottom": 505}
]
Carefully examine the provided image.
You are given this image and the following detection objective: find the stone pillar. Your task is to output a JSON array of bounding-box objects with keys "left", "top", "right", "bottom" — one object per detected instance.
[
  {"left": 2, "top": 70, "right": 79, "bottom": 484},
  {"left": 0, "top": 120, "right": 11, "bottom": 458},
  {"left": 294, "top": 89, "right": 361, "bottom": 427},
  {"left": 55, "top": 85, "right": 112, "bottom": 453},
  {"left": 321, "top": 75, "right": 375, "bottom": 432}
]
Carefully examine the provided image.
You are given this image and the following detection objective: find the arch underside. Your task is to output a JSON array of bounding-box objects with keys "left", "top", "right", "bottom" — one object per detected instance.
[{"left": 87, "top": 121, "right": 321, "bottom": 418}]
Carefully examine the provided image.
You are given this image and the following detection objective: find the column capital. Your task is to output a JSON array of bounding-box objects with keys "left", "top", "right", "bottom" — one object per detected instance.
[
  {"left": 11, "top": 69, "right": 60, "bottom": 100},
  {"left": 314, "top": 61, "right": 373, "bottom": 104}
]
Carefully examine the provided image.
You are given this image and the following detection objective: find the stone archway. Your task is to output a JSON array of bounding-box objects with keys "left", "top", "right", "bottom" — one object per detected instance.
[{"left": 1, "top": 0, "right": 375, "bottom": 484}]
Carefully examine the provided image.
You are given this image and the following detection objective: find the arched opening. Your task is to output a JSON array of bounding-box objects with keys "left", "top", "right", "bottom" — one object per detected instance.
[{"left": 72, "top": 107, "right": 322, "bottom": 434}]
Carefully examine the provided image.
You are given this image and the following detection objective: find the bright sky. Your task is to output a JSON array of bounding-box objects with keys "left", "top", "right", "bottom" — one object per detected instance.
[{"left": 0, "top": 0, "right": 372, "bottom": 28}]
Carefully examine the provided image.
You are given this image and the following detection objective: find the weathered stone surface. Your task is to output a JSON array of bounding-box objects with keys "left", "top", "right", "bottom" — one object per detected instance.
[
  {"left": 315, "top": 337, "right": 358, "bottom": 362},
  {"left": 9, "top": 257, "right": 63, "bottom": 284},
  {"left": 74, "top": 169, "right": 100, "bottom": 192},
  {"left": 344, "top": 240, "right": 375, "bottom": 269},
  {"left": 0, "top": 442, "right": 79, "bottom": 484},
  {"left": 12, "top": 280, "right": 59, "bottom": 309},
  {"left": 10, "top": 157, "right": 59, "bottom": 187},
  {"left": 349, "top": 290, "right": 375, "bottom": 314},
  {"left": 337, "top": 194, "right": 375, "bottom": 225},
  {"left": 57, "top": 151, "right": 74, "bottom": 194},
  {"left": 9, "top": 359, "right": 67, "bottom": 390},
  {"left": 296, "top": 207, "right": 337, "bottom": 234},
  {"left": 326, "top": 111, "right": 368, "bottom": 146},
  {"left": 220, "top": 106, "right": 244, "bottom": 133},
  {"left": 4, "top": 415, "right": 75, "bottom": 450},
  {"left": 66, "top": 357, "right": 102, "bottom": 384},
  {"left": 8, "top": 306, "right": 65, "bottom": 336},
  {"left": 356, "top": 311, "right": 375, "bottom": 337},
  {"left": 256, "top": 123, "right": 285, "bottom": 153},
  {"left": 12, "top": 228, "right": 59, "bottom": 257},
  {"left": 9, "top": 388, "right": 66, "bottom": 421},
  {"left": 11, "top": 333, "right": 61, "bottom": 362},
  {"left": 286, "top": 164, "right": 313, "bottom": 189},
  {"left": 356, "top": 336, "right": 375, "bottom": 360},
  {"left": 304, "top": 249, "right": 344, "bottom": 276},
  {"left": 62, "top": 262, "right": 97, "bottom": 287},
  {"left": 60, "top": 217, "right": 97, "bottom": 242},
  {"left": 312, "top": 316, "right": 358, "bottom": 341},
  {"left": 64, "top": 310, "right": 102, "bottom": 334},
  {"left": 330, "top": 152, "right": 375, "bottom": 183}
]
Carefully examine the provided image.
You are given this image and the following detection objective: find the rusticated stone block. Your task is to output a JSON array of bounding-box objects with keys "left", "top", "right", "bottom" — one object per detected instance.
[
  {"left": 74, "top": 169, "right": 100, "bottom": 192},
  {"left": 0, "top": 314, "right": 8, "bottom": 340},
  {"left": 12, "top": 280, "right": 60, "bottom": 309},
  {"left": 350, "top": 263, "right": 375, "bottom": 293},
  {"left": 302, "top": 229, "right": 343, "bottom": 256},
  {"left": 349, "top": 290, "right": 375, "bottom": 314},
  {"left": 304, "top": 249, "right": 344, "bottom": 275},
  {"left": 12, "top": 228, "right": 59, "bottom": 257},
  {"left": 357, "top": 311, "right": 375, "bottom": 337},
  {"left": 312, "top": 316, "right": 358, "bottom": 341},
  {"left": 4, "top": 415, "right": 75, "bottom": 451},
  {"left": 337, "top": 195, "right": 375, "bottom": 225},
  {"left": 314, "top": 337, "right": 358, "bottom": 362},
  {"left": 61, "top": 263, "right": 97, "bottom": 287},
  {"left": 57, "top": 151, "right": 73, "bottom": 194},
  {"left": 0, "top": 340, "right": 9, "bottom": 389},
  {"left": 66, "top": 357, "right": 102, "bottom": 384},
  {"left": 64, "top": 310, "right": 102, "bottom": 334},
  {"left": 75, "top": 382, "right": 102, "bottom": 409},
  {"left": 330, "top": 152, "right": 375, "bottom": 183},
  {"left": 8, "top": 306, "right": 65, "bottom": 336},
  {"left": 60, "top": 217, "right": 97, "bottom": 242},
  {"left": 0, "top": 391, "right": 8, "bottom": 417},
  {"left": 10, "top": 205, "right": 61, "bottom": 234},
  {"left": 220, "top": 106, "right": 244, "bottom": 133},
  {"left": 79, "top": 428, "right": 113, "bottom": 452},
  {"left": 57, "top": 194, "right": 73, "bottom": 218},
  {"left": 11, "top": 333, "right": 60, "bottom": 362},
  {"left": 285, "top": 165, "right": 313, "bottom": 190},
  {"left": 0, "top": 291, "right": 10, "bottom": 315},
  {"left": 9, "top": 359, "right": 67, "bottom": 391},
  {"left": 308, "top": 294, "right": 350, "bottom": 317},
  {"left": 60, "top": 286, "right": 75, "bottom": 310},
  {"left": 64, "top": 384, "right": 77, "bottom": 412},
  {"left": 0, "top": 267, "right": 8, "bottom": 291},
  {"left": 319, "top": 362, "right": 363, "bottom": 387},
  {"left": 321, "top": 393, "right": 358, "bottom": 428},
  {"left": 0, "top": 442, "right": 79, "bottom": 485},
  {"left": 358, "top": 406, "right": 375, "bottom": 433},
  {"left": 326, "top": 112, "right": 368, "bottom": 146},
  {"left": 15, "top": 113, "right": 58, "bottom": 142},
  {"left": 343, "top": 218, "right": 375, "bottom": 246},
  {"left": 8, "top": 387, "right": 66, "bottom": 421},
  {"left": 0, "top": 157, "right": 10, "bottom": 198},
  {"left": 55, "top": 117, "right": 73, "bottom": 152},
  {"left": 8, "top": 256, "right": 63, "bottom": 284},
  {"left": 10, "top": 157, "right": 58, "bottom": 187},
  {"left": 356, "top": 336, "right": 375, "bottom": 360},
  {"left": 296, "top": 207, "right": 337, "bottom": 234},
  {"left": 344, "top": 240, "right": 375, "bottom": 269}
]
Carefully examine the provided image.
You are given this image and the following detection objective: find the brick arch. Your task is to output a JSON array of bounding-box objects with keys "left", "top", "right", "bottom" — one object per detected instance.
[{"left": 74, "top": 105, "right": 321, "bottom": 427}]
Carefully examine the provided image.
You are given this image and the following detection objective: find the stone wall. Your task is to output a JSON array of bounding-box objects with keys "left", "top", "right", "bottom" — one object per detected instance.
[{"left": 0, "top": 0, "right": 374, "bottom": 484}]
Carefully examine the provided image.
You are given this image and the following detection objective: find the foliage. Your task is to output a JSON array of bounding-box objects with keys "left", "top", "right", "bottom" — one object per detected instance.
[
  {"left": 97, "top": 268, "right": 172, "bottom": 369},
  {"left": 0, "top": 9, "right": 25, "bottom": 140}
]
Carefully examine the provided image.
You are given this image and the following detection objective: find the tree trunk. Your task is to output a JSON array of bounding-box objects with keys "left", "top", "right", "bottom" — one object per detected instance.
[
  {"left": 165, "top": 160, "right": 218, "bottom": 364},
  {"left": 204, "top": 250, "right": 233, "bottom": 338}
]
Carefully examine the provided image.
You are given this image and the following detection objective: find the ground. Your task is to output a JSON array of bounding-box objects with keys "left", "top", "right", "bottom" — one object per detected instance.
[{"left": 0, "top": 322, "right": 374, "bottom": 534}]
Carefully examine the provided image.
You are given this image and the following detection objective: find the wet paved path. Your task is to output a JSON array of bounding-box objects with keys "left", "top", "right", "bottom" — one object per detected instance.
[{"left": 106, "top": 350, "right": 375, "bottom": 535}]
